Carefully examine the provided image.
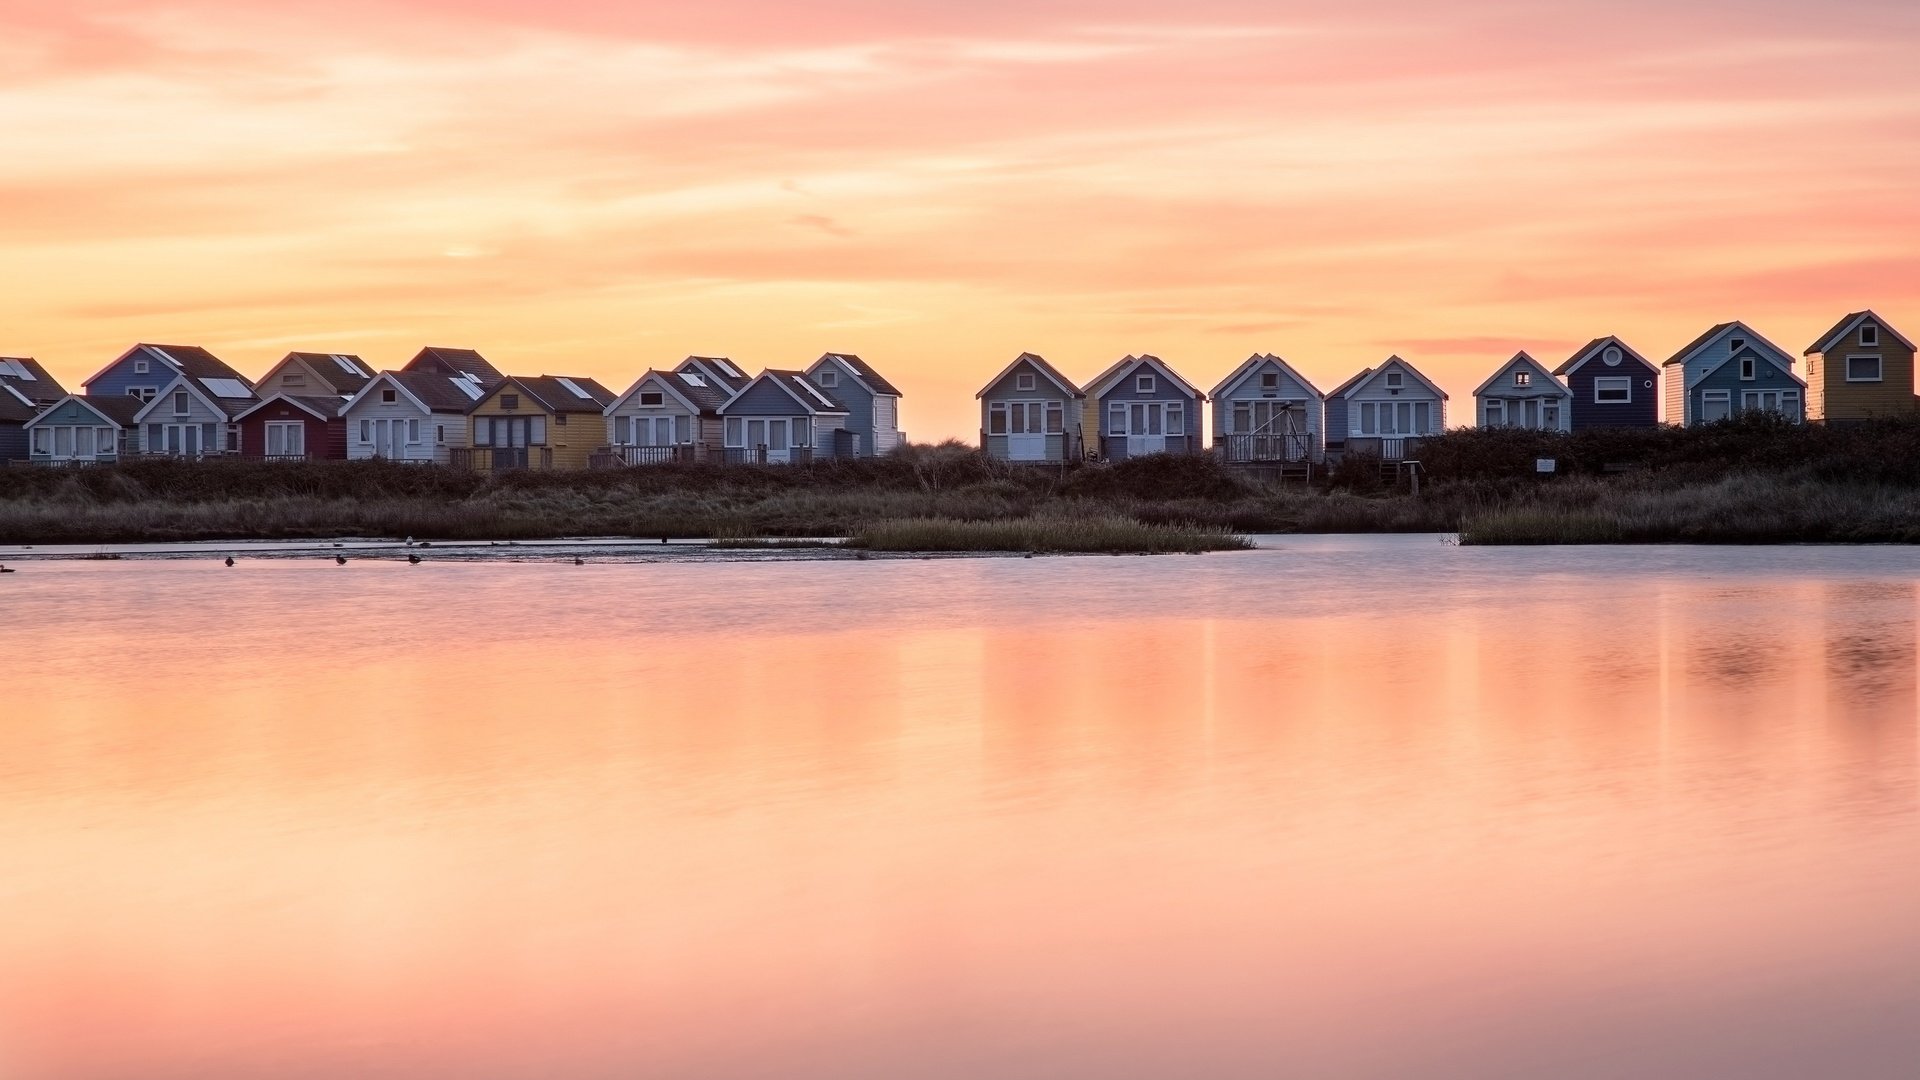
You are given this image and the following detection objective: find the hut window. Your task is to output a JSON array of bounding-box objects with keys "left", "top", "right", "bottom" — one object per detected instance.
[
  {"left": 1045, "top": 402, "right": 1063, "bottom": 433},
  {"left": 134, "top": 359, "right": 149, "bottom": 374},
  {"left": 676, "top": 415, "right": 690, "bottom": 443},
  {"left": 407, "top": 419, "right": 420, "bottom": 443},
  {"left": 1543, "top": 401, "right": 1560, "bottom": 428},
  {"left": 988, "top": 403, "right": 1007, "bottom": 435},
  {"left": 1739, "top": 357, "right": 1755, "bottom": 380},
  {"left": 1594, "top": 377, "right": 1631, "bottom": 403},
  {"left": 381, "top": 388, "right": 397, "bottom": 404},
  {"left": 500, "top": 394, "right": 520, "bottom": 410},
  {"left": 436, "top": 424, "right": 446, "bottom": 444},
  {"left": 1166, "top": 403, "right": 1184, "bottom": 435},
  {"left": 530, "top": 416, "right": 547, "bottom": 444},
  {"left": 1730, "top": 338, "right": 1746, "bottom": 352},
  {"left": 1603, "top": 346, "right": 1623, "bottom": 366},
  {"left": 725, "top": 418, "right": 744, "bottom": 445},
  {"left": 1384, "top": 372, "right": 1404, "bottom": 389},
  {"left": 283, "top": 373, "right": 306, "bottom": 387},
  {"left": 1136, "top": 374, "right": 1155, "bottom": 393},
  {"left": 31, "top": 428, "right": 50, "bottom": 455},
  {"left": 1414, "top": 402, "right": 1431, "bottom": 432},
  {"left": 1107, "top": 403, "right": 1126, "bottom": 435},
  {"left": 171, "top": 390, "right": 189, "bottom": 415},
  {"left": 818, "top": 370, "right": 838, "bottom": 388},
  {"left": 359, "top": 419, "right": 371, "bottom": 443},
  {"left": 639, "top": 391, "right": 664, "bottom": 407},
  {"left": 555, "top": 413, "right": 568, "bottom": 426},
  {"left": 473, "top": 419, "right": 491, "bottom": 446},
  {"left": 1847, "top": 355, "right": 1883, "bottom": 382},
  {"left": 1512, "top": 370, "right": 1531, "bottom": 387},
  {"left": 1861, "top": 325, "right": 1879, "bottom": 346},
  {"left": 1485, "top": 400, "right": 1506, "bottom": 427},
  {"left": 1016, "top": 373, "right": 1036, "bottom": 391},
  {"left": 1260, "top": 372, "right": 1279, "bottom": 389}
]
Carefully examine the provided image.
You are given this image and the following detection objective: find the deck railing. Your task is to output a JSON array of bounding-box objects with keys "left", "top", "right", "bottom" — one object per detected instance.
[
  {"left": 721, "top": 446, "right": 814, "bottom": 465},
  {"left": 450, "top": 446, "right": 554, "bottom": 472},
  {"left": 1216, "top": 433, "right": 1312, "bottom": 464}
]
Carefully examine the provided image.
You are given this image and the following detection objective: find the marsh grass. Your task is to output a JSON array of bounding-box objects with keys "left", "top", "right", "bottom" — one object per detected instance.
[
  {"left": 1459, "top": 475, "right": 1920, "bottom": 544},
  {"left": 849, "top": 516, "right": 1252, "bottom": 553}
]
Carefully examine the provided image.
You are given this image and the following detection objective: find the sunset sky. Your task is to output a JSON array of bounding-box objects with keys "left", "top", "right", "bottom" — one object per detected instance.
[{"left": 5, "top": 0, "right": 1919, "bottom": 438}]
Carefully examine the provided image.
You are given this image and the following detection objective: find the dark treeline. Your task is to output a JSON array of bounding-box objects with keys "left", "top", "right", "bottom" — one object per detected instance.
[{"left": 5, "top": 415, "right": 1920, "bottom": 544}]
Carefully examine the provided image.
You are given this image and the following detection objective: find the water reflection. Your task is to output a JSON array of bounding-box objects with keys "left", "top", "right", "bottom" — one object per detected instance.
[{"left": 0, "top": 539, "right": 1916, "bottom": 1080}]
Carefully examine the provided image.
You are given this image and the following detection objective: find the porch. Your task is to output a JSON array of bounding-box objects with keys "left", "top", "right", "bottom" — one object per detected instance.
[
  {"left": 1216, "top": 433, "right": 1315, "bottom": 464},
  {"left": 449, "top": 446, "right": 555, "bottom": 472}
]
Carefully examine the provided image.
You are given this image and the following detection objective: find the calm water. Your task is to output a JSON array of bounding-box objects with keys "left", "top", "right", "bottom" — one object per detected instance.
[{"left": 3, "top": 537, "right": 1918, "bottom": 1079}]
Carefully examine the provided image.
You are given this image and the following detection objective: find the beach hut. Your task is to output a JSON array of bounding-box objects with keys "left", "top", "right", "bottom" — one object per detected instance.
[
  {"left": 339, "top": 370, "right": 484, "bottom": 464},
  {"left": 1209, "top": 353, "right": 1324, "bottom": 463},
  {"left": 1553, "top": 337, "right": 1661, "bottom": 430},
  {"left": 233, "top": 393, "right": 348, "bottom": 460},
  {"left": 716, "top": 370, "right": 851, "bottom": 463},
  {"left": 23, "top": 394, "right": 141, "bottom": 464},
  {"left": 1473, "top": 352, "right": 1572, "bottom": 431},
  {"left": 80, "top": 343, "right": 250, "bottom": 410},
  {"left": 402, "top": 346, "right": 504, "bottom": 385},
  {"left": 0, "top": 357, "right": 67, "bottom": 462},
  {"left": 250, "top": 352, "right": 375, "bottom": 405},
  {"left": 1325, "top": 356, "right": 1448, "bottom": 459},
  {"left": 805, "top": 352, "right": 904, "bottom": 457},
  {"left": 603, "top": 368, "right": 731, "bottom": 464},
  {"left": 1663, "top": 322, "right": 1804, "bottom": 425},
  {"left": 130, "top": 371, "right": 258, "bottom": 458},
  {"left": 1802, "top": 311, "right": 1918, "bottom": 423},
  {"left": 1083, "top": 354, "right": 1205, "bottom": 461},
  {"left": 976, "top": 353, "right": 1085, "bottom": 463},
  {"left": 464, "top": 375, "right": 617, "bottom": 471}
]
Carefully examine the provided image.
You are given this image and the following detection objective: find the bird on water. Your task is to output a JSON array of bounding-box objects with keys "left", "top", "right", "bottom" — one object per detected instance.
[
  {"left": 336, "top": 555, "right": 347, "bottom": 565},
  {"left": 224, "top": 556, "right": 234, "bottom": 567}
]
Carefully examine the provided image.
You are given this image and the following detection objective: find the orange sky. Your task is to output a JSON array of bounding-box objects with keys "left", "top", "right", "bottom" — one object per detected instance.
[{"left": 5, "top": 0, "right": 1919, "bottom": 438}]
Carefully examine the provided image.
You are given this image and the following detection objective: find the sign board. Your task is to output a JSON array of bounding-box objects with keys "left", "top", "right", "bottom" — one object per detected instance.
[{"left": 1536, "top": 458, "right": 1557, "bottom": 474}]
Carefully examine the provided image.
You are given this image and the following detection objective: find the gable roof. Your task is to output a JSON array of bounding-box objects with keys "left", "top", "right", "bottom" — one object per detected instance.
[
  {"left": 132, "top": 372, "right": 256, "bottom": 424},
  {"left": 1555, "top": 336, "right": 1657, "bottom": 377},
  {"left": 809, "top": 352, "right": 902, "bottom": 397},
  {"left": 0, "top": 382, "right": 39, "bottom": 423},
  {"left": 608, "top": 369, "right": 731, "bottom": 415},
  {"left": 1472, "top": 352, "right": 1571, "bottom": 398},
  {"left": 976, "top": 352, "right": 1084, "bottom": 399},
  {"left": 1324, "top": 367, "right": 1374, "bottom": 400},
  {"left": 1664, "top": 321, "right": 1792, "bottom": 368},
  {"left": 342, "top": 370, "right": 486, "bottom": 415},
  {"left": 82, "top": 343, "right": 251, "bottom": 391},
  {"left": 1698, "top": 342, "right": 1807, "bottom": 390},
  {"left": 404, "top": 346, "right": 503, "bottom": 383},
  {"left": 1083, "top": 354, "right": 1203, "bottom": 401},
  {"left": 677, "top": 356, "right": 749, "bottom": 392},
  {"left": 1331, "top": 356, "right": 1449, "bottom": 400},
  {"left": 719, "top": 369, "right": 851, "bottom": 416},
  {"left": 232, "top": 393, "right": 344, "bottom": 422},
  {"left": 478, "top": 375, "right": 617, "bottom": 415},
  {"left": 1208, "top": 353, "right": 1325, "bottom": 400},
  {"left": 26, "top": 393, "right": 145, "bottom": 429},
  {"left": 275, "top": 352, "right": 375, "bottom": 395},
  {"left": 0, "top": 357, "right": 67, "bottom": 410},
  {"left": 1805, "top": 310, "right": 1916, "bottom": 355}
]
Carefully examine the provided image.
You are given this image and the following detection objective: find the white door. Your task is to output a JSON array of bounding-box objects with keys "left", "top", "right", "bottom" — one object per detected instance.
[
  {"left": 767, "top": 418, "right": 792, "bottom": 463},
  {"left": 1126, "top": 402, "right": 1166, "bottom": 457},
  {"left": 1007, "top": 401, "right": 1046, "bottom": 461},
  {"left": 386, "top": 418, "right": 407, "bottom": 460}
]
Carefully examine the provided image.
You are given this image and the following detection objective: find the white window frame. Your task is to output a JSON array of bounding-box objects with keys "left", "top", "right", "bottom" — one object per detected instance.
[
  {"left": 1384, "top": 372, "right": 1404, "bottom": 389},
  {"left": 817, "top": 370, "right": 838, "bottom": 388},
  {"left": 1045, "top": 401, "right": 1064, "bottom": 434},
  {"left": 381, "top": 388, "right": 398, "bottom": 404},
  {"left": 172, "top": 390, "right": 190, "bottom": 416},
  {"left": 359, "top": 418, "right": 372, "bottom": 443},
  {"left": 1015, "top": 373, "right": 1036, "bottom": 392},
  {"left": 1602, "top": 346, "right": 1623, "bottom": 366},
  {"left": 1260, "top": 371, "right": 1279, "bottom": 389},
  {"left": 31, "top": 427, "right": 51, "bottom": 455},
  {"left": 1593, "top": 376, "right": 1631, "bottom": 404},
  {"left": 1701, "top": 389, "right": 1732, "bottom": 422},
  {"left": 987, "top": 402, "right": 1008, "bottom": 435},
  {"left": 407, "top": 418, "right": 421, "bottom": 444},
  {"left": 638, "top": 391, "right": 665, "bottom": 407},
  {"left": 1135, "top": 374, "right": 1156, "bottom": 394},
  {"left": 264, "top": 421, "right": 305, "bottom": 457},
  {"left": 1739, "top": 357, "right": 1756, "bottom": 381},
  {"left": 724, "top": 417, "right": 744, "bottom": 446},
  {"left": 1512, "top": 370, "right": 1531, "bottom": 388},
  {"left": 1845, "top": 354, "right": 1882, "bottom": 383},
  {"left": 1860, "top": 325, "right": 1878, "bottom": 347},
  {"left": 1484, "top": 399, "right": 1506, "bottom": 427},
  {"left": 436, "top": 424, "right": 447, "bottom": 444},
  {"left": 1107, "top": 401, "right": 1127, "bottom": 436}
]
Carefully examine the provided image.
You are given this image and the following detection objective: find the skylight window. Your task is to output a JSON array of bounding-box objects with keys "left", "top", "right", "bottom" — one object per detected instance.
[
  {"left": 795, "top": 377, "right": 836, "bottom": 407},
  {"left": 147, "top": 346, "right": 181, "bottom": 367},
  {"left": 202, "top": 378, "right": 252, "bottom": 399},
  {"left": 555, "top": 377, "right": 593, "bottom": 399},
  {"left": 715, "top": 359, "right": 742, "bottom": 377},
  {"left": 450, "top": 377, "right": 483, "bottom": 400},
  {"left": 679, "top": 372, "right": 707, "bottom": 387},
  {"left": 332, "top": 355, "right": 364, "bottom": 375},
  {"left": 3, "top": 384, "right": 32, "bottom": 408},
  {"left": 0, "top": 359, "right": 35, "bottom": 380}
]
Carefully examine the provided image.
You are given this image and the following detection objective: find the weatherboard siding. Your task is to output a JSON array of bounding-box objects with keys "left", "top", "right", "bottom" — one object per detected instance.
[
  {"left": 1211, "top": 361, "right": 1323, "bottom": 454},
  {"left": 239, "top": 408, "right": 343, "bottom": 460},
  {"left": 343, "top": 397, "right": 460, "bottom": 463},
  {"left": 86, "top": 350, "right": 171, "bottom": 400},
  {"left": 1563, "top": 352, "right": 1659, "bottom": 430},
  {"left": 1806, "top": 322, "right": 1916, "bottom": 421},
  {"left": 1687, "top": 349, "right": 1803, "bottom": 424},
  {"left": 811, "top": 365, "right": 875, "bottom": 455},
  {"left": 141, "top": 390, "right": 232, "bottom": 454},
  {"left": 1094, "top": 363, "right": 1203, "bottom": 460},
  {"left": 0, "top": 424, "right": 25, "bottom": 462},
  {"left": 724, "top": 379, "right": 813, "bottom": 416}
]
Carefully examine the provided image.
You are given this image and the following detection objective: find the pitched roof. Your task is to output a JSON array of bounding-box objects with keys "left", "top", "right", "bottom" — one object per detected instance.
[
  {"left": 83, "top": 343, "right": 251, "bottom": 390},
  {"left": 1208, "top": 353, "right": 1325, "bottom": 401},
  {"left": 232, "top": 393, "right": 344, "bottom": 422},
  {"left": 812, "top": 352, "right": 902, "bottom": 397},
  {"left": 720, "top": 369, "right": 851, "bottom": 416},
  {"left": 404, "top": 346, "right": 504, "bottom": 383},
  {"left": 1663, "top": 323, "right": 1738, "bottom": 366},
  {"left": 344, "top": 369, "right": 488, "bottom": 414},
  {"left": 608, "top": 369, "right": 731, "bottom": 415},
  {"left": 0, "top": 357, "right": 67, "bottom": 408},
  {"left": 1324, "top": 367, "right": 1375, "bottom": 400},
  {"left": 975, "top": 352, "right": 1084, "bottom": 399},
  {"left": 1554, "top": 337, "right": 1656, "bottom": 376},
  {"left": 132, "top": 372, "right": 257, "bottom": 424},
  {"left": 486, "top": 375, "right": 617, "bottom": 415},
  {"left": 1471, "top": 352, "right": 1571, "bottom": 398},
  {"left": 1805, "top": 310, "right": 1916, "bottom": 355},
  {"left": 0, "top": 383, "right": 40, "bottom": 423},
  {"left": 678, "top": 356, "right": 749, "bottom": 392},
  {"left": 24, "top": 394, "right": 145, "bottom": 428},
  {"left": 280, "top": 352, "right": 375, "bottom": 395},
  {"left": 1083, "top": 354, "right": 1204, "bottom": 401}
]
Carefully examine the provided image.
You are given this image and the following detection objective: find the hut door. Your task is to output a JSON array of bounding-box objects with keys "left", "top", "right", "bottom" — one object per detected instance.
[
  {"left": 1007, "top": 401, "right": 1046, "bottom": 460},
  {"left": 1127, "top": 402, "right": 1166, "bottom": 457}
]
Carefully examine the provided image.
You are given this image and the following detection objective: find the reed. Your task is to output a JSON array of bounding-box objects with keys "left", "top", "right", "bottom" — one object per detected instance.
[
  {"left": 1459, "top": 475, "right": 1920, "bottom": 544},
  {"left": 848, "top": 516, "right": 1251, "bottom": 553}
]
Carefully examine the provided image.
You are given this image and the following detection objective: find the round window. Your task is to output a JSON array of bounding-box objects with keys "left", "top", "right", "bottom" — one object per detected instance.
[{"left": 1603, "top": 347, "right": 1623, "bottom": 366}]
